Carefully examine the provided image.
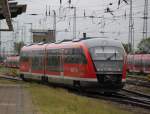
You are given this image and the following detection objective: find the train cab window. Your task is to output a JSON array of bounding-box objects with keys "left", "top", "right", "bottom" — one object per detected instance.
[{"left": 90, "top": 46, "right": 123, "bottom": 61}]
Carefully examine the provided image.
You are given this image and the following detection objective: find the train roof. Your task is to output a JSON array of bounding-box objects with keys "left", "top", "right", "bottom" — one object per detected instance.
[
  {"left": 79, "top": 37, "right": 123, "bottom": 48},
  {"left": 57, "top": 37, "right": 123, "bottom": 48},
  {"left": 21, "top": 37, "right": 124, "bottom": 51},
  {"left": 22, "top": 43, "right": 47, "bottom": 51}
]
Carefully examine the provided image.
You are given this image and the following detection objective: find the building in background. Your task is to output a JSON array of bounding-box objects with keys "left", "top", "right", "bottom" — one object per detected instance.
[
  {"left": 0, "top": 0, "right": 27, "bottom": 31},
  {"left": 32, "top": 29, "right": 56, "bottom": 43},
  {"left": 0, "top": 0, "right": 26, "bottom": 63}
]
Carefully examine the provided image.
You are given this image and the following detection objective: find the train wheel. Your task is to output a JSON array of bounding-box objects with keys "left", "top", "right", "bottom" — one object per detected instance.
[
  {"left": 73, "top": 80, "right": 80, "bottom": 87},
  {"left": 41, "top": 76, "right": 48, "bottom": 83},
  {"left": 104, "top": 92, "right": 112, "bottom": 96},
  {"left": 20, "top": 74, "right": 27, "bottom": 81},
  {"left": 41, "top": 76, "right": 45, "bottom": 82},
  {"left": 73, "top": 81, "right": 83, "bottom": 92},
  {"left": 44, "top": 76, "right": 48, "bottom": 83}
]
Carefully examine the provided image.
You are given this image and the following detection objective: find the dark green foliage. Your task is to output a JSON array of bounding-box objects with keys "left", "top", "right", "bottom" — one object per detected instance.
[
  {"left": 137, "top": 37, "right": 150, "bottom": 54},
  {"left": 122, "top": 43, "right": 130, "bottom": 54},
  {"left": 14, "top": 41, "right": 25, "bottom": 54}
]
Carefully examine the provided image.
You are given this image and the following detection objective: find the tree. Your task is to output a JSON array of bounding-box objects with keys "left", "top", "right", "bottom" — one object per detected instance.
[
  {"left": 122, "top": 43, "right": 130, "bottom": 54},
  {"left": 14, "top": 41, "right": 25, "bottom": 54},
  {"left": 137, "top": 37, "right": 150, "bottom": 54}
]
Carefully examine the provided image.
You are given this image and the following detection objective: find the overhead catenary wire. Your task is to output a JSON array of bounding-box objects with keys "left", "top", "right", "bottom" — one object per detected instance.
[{"left": 4, "top": 0, "right": 149, "bottom": 51}]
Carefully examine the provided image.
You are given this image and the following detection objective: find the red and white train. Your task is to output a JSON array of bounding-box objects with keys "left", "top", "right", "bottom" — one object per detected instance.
[
  {"left": 20, "top": 38, "right": 127, "bottom": 92},
  {"left": 127, "top": 54, "right": 150, "bottom": 73}
]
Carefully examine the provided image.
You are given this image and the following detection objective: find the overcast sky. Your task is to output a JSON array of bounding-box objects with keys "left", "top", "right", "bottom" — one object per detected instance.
[{"left": 0, "top": 0, "right": 150, "bottom": 52}]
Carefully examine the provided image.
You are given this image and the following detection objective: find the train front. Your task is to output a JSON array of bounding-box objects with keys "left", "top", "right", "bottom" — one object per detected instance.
[{"left": 84, "top": 38, "right": 126, "bottom": 91}]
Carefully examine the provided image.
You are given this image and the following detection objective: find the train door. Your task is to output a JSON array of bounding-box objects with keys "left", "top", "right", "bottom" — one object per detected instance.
[
  {"left": 29, "top": 51, "right": 32, "bottom": 74},
  {"left": 63, "top": 48, "right": 81, "bottom": 77},
  {"left": 45, "top": 49, "right": 62, "bottom": 77},
  {"left": 31, "top": 50, "right": 45, "bottom": 79},
  {"left": 60, "top": 49, "right": 64, "bottom": 77}
]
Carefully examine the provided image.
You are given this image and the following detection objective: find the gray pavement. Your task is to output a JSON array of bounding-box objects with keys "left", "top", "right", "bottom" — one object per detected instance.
[{"left": 0, "top": 84, "right": 34, "bottom": 114}]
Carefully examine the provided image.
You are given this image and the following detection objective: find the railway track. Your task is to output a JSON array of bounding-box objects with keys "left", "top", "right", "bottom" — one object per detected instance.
[
  {"left": 0, "top": 74, "right": 21, "bottom": 81},
  {"left": 112, "top": 93, "right": 150, "bottom": 109},
  {"left": 122, "top": 89, "right": 150, "bottom": 99},
  {"left": 126, "top": 78, "right": 150, "bottom": 88},
  {"left": 127, "top": 75, "right": 148, "bottom": 81},
  {"left": 0, "top": 75, "right": 150, "bottom": 110},
  {"left": 82, "top": 90, "right": 150, "bottom": 110}
]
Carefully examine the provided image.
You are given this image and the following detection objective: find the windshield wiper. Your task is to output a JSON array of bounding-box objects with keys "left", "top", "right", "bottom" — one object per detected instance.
[{"left": 106, "top": 52, "right": 116, "bottom": 60}]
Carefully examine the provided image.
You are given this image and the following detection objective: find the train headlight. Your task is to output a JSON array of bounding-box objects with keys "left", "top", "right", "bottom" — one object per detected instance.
[
  {"left": 101, "top": 68, "right": 104, "bottom": 71},
  {"left": 97, "top": 68, "right": 100, "bottom": 71}
]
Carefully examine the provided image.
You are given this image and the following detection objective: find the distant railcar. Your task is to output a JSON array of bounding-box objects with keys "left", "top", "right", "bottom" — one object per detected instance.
[
  {"left": 5, "top": 56, "right": 20, "bottom": 68},
  {"left": 127, "top": 54, "right": 150, "bottom": 73},
  {"left": 20, "top": 38, "right": 127, "bottom": 92}
]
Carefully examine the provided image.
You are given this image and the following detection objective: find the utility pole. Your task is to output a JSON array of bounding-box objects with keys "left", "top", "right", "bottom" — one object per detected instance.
[
  {"left": 12, "top": 21, "right": 18, "bottom": 55},
  {"left": 128, "top": 0, "right": 133, "bottom": 53},
  {"left": 143, "top": 0, "right": 148, "bottom": 39},
  {"left": 24, "top": 26, "right": 26, "bottom": 43},
  {"left": 0, "top": 20, "right": 1, "bottom": 54},
  {"left": 53, "top": 10, "right": 56, "bottom": 39},
  {"left": 30, "top": 23, "right": 33, "bottom": 43},
  {"left": 132, "top": 19, "right": 135, "bottom": 53},
  {"left": 21, "top": 26, "right": 24, "bottom": 42},
  {"left": 69, "top": 6, "right": 76, "bottom": 40},
  {"left": 25, "top": 23, "right": 33, "bottom": 43},
  {"left": 73, "top": 7, "right": 76, "bottom": 40}
]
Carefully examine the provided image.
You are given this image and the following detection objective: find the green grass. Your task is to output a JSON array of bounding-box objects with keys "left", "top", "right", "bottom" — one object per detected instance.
[
  {"left": 26, "top": 83, "right": 133, "bottom": 114},
  {"left": 0, "top": 66, "right": 9, "bottom": 74}
]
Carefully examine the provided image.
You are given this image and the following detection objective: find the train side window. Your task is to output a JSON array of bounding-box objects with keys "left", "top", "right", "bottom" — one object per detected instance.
[
  {"left": 64, "top": 48, "right": 87, "bottom": 64},
  {"left": 20, "top": 51, "right": 29, "bottom": 62},
  {"left": 48, "top": 56, "right": 60, "bottom": 66},
  {"left": 31, "top": 50, "right": 44, "bottom": 70},
  {"left": 47, "top": 49, "right": 61, "bottom": 72},
  {"left": 134, "top": 58, "right": 141, "bottom": 66},
  {"left": 143, "top": 59, "right": 150, "bottom": 67},
  {"left": 128, "top": 57, "right": 132, "bottom": 64},
  {"left": 64, "top": 48, "right": 72, "bottom": 63}
]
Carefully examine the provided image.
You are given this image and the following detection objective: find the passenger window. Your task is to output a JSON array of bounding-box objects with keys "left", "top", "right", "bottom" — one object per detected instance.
[
  {"left": 64, "top": 48, "right": 87, "bottom": 64},
  {"left": 47, "top": 49, "right": 61, "bottom": 72},
  {"left": 143, "top": 59, "right": 150, "bottom": 67},
  {"left": 31, "top": 51, "right": 44, "bottom": 70},
  {"left": 20, "top": 51, "right": 29, "bottom": 62}
]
